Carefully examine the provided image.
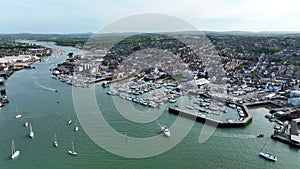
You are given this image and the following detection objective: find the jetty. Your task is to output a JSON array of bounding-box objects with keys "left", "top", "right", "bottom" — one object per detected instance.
[{"left": 169, "top": 105, "right": 252, "bottom": 128}]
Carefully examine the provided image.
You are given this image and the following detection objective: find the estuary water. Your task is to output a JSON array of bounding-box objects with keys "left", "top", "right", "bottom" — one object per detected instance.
[{"left": 0, "top": 42, "right": 299, "bottom": 169}]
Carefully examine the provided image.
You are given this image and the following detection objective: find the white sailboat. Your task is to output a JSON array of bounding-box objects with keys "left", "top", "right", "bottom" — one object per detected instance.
[
  {"left": 68, "top": 141, "right": 77, "bottom": 156},
  {"left": 68, "top": 113, "right": 72, "bottom": 125},
  {"left": 74, "top": 120, "right": 79, "bottom": 132},
  {"left": 11, "top": 140, "right": 20, "bottom": 159},
  {"left": 259, "top": 139, "right": 277, "bottom": 162},
  {"left": 29, "top": 123, "right": 34, "bottom": 138},
  {"left": 14, "top": 107, "right": 22, "bottom": 119},
  {"left": 53, "top": 133, "right": 58, "bottom": 147}
]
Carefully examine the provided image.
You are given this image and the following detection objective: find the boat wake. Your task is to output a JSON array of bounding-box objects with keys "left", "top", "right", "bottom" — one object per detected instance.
[{"left": 33, "top": 78, "right": 57, "bottom": 92}]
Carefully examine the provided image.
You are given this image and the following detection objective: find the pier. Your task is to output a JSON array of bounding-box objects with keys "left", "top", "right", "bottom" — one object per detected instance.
[
  {"left": 271, "top": 134, "right": 300, "bottom": 148},
  {"left": 169, "top": 105, "right": 252, "bottom": 128}
]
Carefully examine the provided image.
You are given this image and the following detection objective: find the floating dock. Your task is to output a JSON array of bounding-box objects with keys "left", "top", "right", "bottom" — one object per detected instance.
[{"left": 169, "top": 105, "right": 252, "bottom": 128}]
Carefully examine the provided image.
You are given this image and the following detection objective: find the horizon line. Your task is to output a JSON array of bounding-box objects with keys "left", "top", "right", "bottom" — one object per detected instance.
[{"left": 1, "top": 30, "right": 300, "bottom": 35}]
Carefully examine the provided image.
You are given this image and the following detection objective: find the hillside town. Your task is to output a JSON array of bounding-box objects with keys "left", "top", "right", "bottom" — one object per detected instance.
[{"left": 0, "top": 39, "right": 52, "bottom": 78}]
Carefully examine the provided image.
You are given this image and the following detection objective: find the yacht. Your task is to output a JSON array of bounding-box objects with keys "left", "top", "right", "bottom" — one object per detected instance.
[
  {"left": 53, "top": 133, "right": 58, "bottom": 147},
  {"left": 228, "top": 104, "right": 236, "bottom": 109},
  {"left": 68, "top": 113, "right": 72, "bottom": 125},
  {"left": 29, "top": 123, "right": 34, "bottom": 138},
  {"left": 259, "top": 152, "right": 277, "bottom": 162},
  {"left": 162, "top": 126, "right": 171, "bottom": 137},
  {"left": 14, "top": 107, "right": 21, "bottom": 119},
  {"left": 11, "top": 140, "right": 20, "bottom": 159},
  {"left": 259, "top": 139, "right": 277, "bottom": 162},
  {"left": 68, "top": 141, "right": 78, "bottom": 156},
  {"left": 74, "top": 120, "right": 79, "bottom": 132},
  {"left": 24, "top": 122, "right": 28, "bottom": 127},
  {"left": 15, "top": 114, "right": 22, "bottom": 119},
  {"left": 169, "top": 99, "right": 176, "bottom": 103}
]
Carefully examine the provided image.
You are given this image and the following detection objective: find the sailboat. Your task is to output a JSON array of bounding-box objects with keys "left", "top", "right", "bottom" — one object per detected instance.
[
  {"left": 68, "top": 113, "right": 72, "bottom": 125},
  {"left": 11, "top": 140, "right": 20, "bottom": 159},
  {"left": 259, "top": 139, "right": 277, "bottom": 162},
  {"left": 74, "top": 120, "right": 79, "bottom": 132},
  {"left": 14, "top": 107, "right": 22, "bottom": 119},
  {"left": 29, "top": 123, "right": 34, "bottom": 138},
  {"left": 53, "top": 133, "right": 58, "bottom": 147},
  {"left": 68, "top": 141, "right": 77, "bottom": 156}
]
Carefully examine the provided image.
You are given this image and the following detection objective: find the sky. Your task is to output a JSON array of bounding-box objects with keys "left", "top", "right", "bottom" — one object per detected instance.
[{"left": 1, "top": 0, "right": 300, "bottom": 33}]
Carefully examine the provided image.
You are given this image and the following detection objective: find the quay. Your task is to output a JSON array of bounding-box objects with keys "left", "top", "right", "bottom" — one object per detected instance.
[
  {"left": 168, "top": 105, "right": 252, "bottom": 128},
  {"left": 271, "top": 134, "right": 300, "bottom": 148},
  {"left": 243, "top": 101, "right": 280, "bottom": 108}
]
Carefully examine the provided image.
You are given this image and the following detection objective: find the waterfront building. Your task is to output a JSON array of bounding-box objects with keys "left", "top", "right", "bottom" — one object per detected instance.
[{"left": 290, "top": 118, "right": 300, "bottom": 145}]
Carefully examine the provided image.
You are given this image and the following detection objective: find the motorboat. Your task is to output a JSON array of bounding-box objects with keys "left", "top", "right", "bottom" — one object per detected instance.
[
  {"left": 257, "top": 134, "right": 264, "bottom": 138},
  {"left": 162, "top": 126, "right": 170, "bottom": 137}
]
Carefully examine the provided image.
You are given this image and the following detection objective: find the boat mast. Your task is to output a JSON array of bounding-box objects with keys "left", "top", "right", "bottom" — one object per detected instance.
[
  {"left": 72, "top": 141, "right": 75, "bottom": 152},
  {"left": 11, "top": 140, "right": 15, "bottom": 156},
  {"left": 260, "top": 138, "right": 269, "bottom": 152}
]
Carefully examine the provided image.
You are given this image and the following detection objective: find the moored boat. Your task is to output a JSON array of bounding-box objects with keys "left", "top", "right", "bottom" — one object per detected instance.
[
  {"left": 68, "top": 141, "right": 78, "bottom": 156},
  {"left": 15, "top": 114, "right": 22, "bottom": 119},
  {"left": 68, "top": 113, "right": 72, "bottom": 125},
  {"left": 29, "top": 123, "right": 34, "bottom": 138},
  {"left": 11, "top": 140, "right": 20, "bottom": 160},
  {"left": 53, "top": 133, "right": 58, "bottom": 147},
  {"left": 74, "top": 120, "right": 79, "bottom": 132}
]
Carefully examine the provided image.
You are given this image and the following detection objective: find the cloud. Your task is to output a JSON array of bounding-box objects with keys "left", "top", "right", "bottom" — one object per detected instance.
[{"left": 0, "top": 0, "right": 300, "bottom": 33}]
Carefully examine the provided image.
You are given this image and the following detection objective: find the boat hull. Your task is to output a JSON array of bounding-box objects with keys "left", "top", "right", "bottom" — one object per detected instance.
[
  {"left": 259, "top": 152, "right": 277, "bottom": 161},
  {"left": 68, "top": 151, "right": 77, "bottom": 156},
  {"left": 11, "top": 151, "right": 20, "bottom": 159},
  {"left": 29, "top": 131, "right": 34, "bottom": 138}
]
